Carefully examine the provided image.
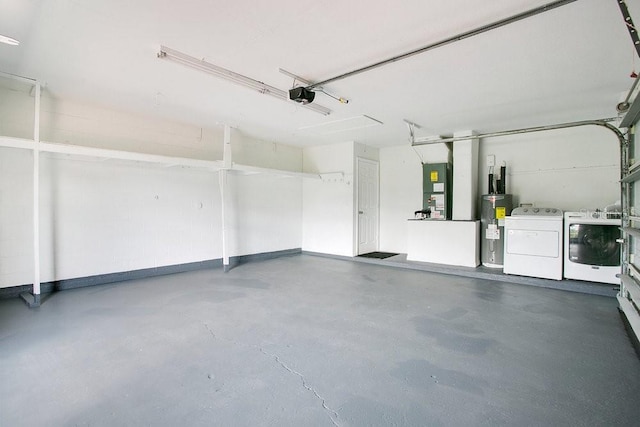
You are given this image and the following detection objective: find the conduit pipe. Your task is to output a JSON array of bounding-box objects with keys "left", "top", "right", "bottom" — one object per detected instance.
[
  {"left": 410, "top": 119, "right": 625, "bottom": 148},
  {"left": 306, "top": 0, "right": 577, "bottom": 90}
]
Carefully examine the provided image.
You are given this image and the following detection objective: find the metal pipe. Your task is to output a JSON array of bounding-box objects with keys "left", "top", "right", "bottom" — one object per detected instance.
[
  {"left": 307, "top": 0, "right": 577, "bottom": 90},
  {"left": 412, "top": 118, "right": 625, "bottom": 147}
]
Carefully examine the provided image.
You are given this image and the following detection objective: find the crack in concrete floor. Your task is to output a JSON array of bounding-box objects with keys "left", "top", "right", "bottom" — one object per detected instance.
[
  {"left": 203, "top": 323, "right": 340, "bottom": 426},
  {"left": 258, "top": 348, "right": 340, "bottom": 427}
]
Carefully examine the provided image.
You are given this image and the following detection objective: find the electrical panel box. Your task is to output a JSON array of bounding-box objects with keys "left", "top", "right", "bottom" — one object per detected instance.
[{"left": 423, "top": 162, "right": 452, "bottom": 220}]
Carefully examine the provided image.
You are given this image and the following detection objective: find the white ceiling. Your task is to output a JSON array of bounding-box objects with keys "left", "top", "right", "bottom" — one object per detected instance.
[{"left": 0, "top": 0, "right": 639, "bottom": 147}]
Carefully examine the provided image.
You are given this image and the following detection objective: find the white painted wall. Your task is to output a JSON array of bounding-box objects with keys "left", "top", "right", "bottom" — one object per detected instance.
[
  {"left": 478, "top": 125, "right": 620, "bottom": 211},
  {"left": 380, "top": 125, "right": 621, "bottom": 254},
  {"left": 0, "top": 76, "right": 225, "bottom": 160},
  {"left": 355, "top": 143, "right": 379, "bottom": 162},
  {"left": 37, "top": 96, "right": 226, "bottom": 160},
  {"left": 226, "top": 172, "right": 302, "bottom": 257},
  {"left": 231, "top": 129, "right": 302, "bottom": 173},
  {"left": 1, "top": 147, "right": 303, "bottom": 289},
  {"left": 0, "top": 80, "right": 35, "bottom": 140},
  {"left": 0, "top": 86, "right": 304, "bottom": 288},
  {"left": 299, "top": 142, "right": 380, "bottom": 257},
  {"left": 37, "top": 156, "right": 223, "bottom": 283},
  {"left": 302, "top": 142, "right": 355, "bottom": 256},
  {"left": 0, "top": 147, "right": 34, "bottom": 286}
]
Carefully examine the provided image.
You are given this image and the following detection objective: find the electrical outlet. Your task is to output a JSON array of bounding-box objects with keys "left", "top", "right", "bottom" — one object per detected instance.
[{"left": 486, "top": 155, "right": 495, "bottom": 167}]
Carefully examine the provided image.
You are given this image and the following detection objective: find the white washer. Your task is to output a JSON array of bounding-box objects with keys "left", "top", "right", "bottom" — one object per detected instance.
[
  {"left": 564, "top": 211, "right": 621, "bottom": 284},
  {"left": 504, "top": 207, "right": 564, "bottom": 280}
]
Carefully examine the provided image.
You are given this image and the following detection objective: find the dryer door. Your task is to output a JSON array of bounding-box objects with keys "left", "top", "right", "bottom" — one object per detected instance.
[{"left": 506, "top": 229, "right": 560, "bottom": 258}]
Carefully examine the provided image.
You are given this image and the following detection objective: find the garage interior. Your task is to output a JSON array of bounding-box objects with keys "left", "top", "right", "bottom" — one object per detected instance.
[{"left": 2, "top": 1, "right": 640, "bottom": 425}]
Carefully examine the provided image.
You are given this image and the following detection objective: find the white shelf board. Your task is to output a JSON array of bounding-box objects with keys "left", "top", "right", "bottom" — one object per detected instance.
[{"left": 0, "top": 137, "right": 324, "bottom": 178}]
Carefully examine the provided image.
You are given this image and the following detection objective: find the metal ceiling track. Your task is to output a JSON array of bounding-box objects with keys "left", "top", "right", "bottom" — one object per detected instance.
[
  {"left": 617, "top": 0, "right": 640, "bottom": 59},
  {"left": 306, "top": 0, "right": 577, "bottom": 90}
]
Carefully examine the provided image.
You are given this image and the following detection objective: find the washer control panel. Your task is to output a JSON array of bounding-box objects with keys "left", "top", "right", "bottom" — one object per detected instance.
[
  {"left": 564, "top": 210, "right": 622, "bottom": 220},
  {"left": 511, "top": 207, "right": 563, "bottom": 217},
  {"left": 586, "top": 210, "right": 621, "bottom": 220}
]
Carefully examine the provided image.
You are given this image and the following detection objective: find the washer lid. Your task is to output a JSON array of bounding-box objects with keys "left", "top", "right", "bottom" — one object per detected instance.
[{"left": 511, "top": 207, "right": 563, "bottom": 217}]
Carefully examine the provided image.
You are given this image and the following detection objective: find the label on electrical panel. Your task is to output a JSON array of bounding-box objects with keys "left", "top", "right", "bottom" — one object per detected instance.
[
  {"left": 430, "top": 171, "right": 438, "bottom": 182},
  {"left": 495, "top": 207, "right": 506, "bottom": 219},
  {"left": 486, "top": 224, "right": 500, "bottom": 240}
]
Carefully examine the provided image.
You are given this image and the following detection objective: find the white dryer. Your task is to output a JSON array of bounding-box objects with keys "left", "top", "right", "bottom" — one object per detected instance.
[{"left": 504, "top": 207, "right": 564, "bottom": 280}]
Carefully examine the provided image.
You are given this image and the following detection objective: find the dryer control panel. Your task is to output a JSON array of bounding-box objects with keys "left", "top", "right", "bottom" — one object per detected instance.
[{"left": 511, "top": 207, "right": 562, "bottom": 217}]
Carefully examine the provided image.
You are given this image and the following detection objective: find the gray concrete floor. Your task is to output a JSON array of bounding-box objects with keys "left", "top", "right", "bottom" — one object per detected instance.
[
  {"left": 349, "top": 253, "right": 620, "bottom": 297},
  {"left": 1, "top": 254, "right": 639, "bottom": 426}
]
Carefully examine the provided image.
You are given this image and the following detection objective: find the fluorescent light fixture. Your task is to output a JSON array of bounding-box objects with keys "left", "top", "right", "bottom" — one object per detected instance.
[
  {"left": 0, "top": 34, "right": 19, "bottom": 46},
  {"left": 158, "top": 45, "right": 331, "bottom": 116},
  {"left": 279, "top": 68, "right": 312, "bottom": 86}
]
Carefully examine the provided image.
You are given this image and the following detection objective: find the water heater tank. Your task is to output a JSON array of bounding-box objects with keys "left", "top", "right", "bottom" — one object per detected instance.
[{"left": 481, "top": 194, "right": 513, "bottom": 268}]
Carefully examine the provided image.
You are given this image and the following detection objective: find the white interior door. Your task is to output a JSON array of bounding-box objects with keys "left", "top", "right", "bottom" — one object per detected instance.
[{"left": 357, "top": 158, "right": 379, "bottom": 255}]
